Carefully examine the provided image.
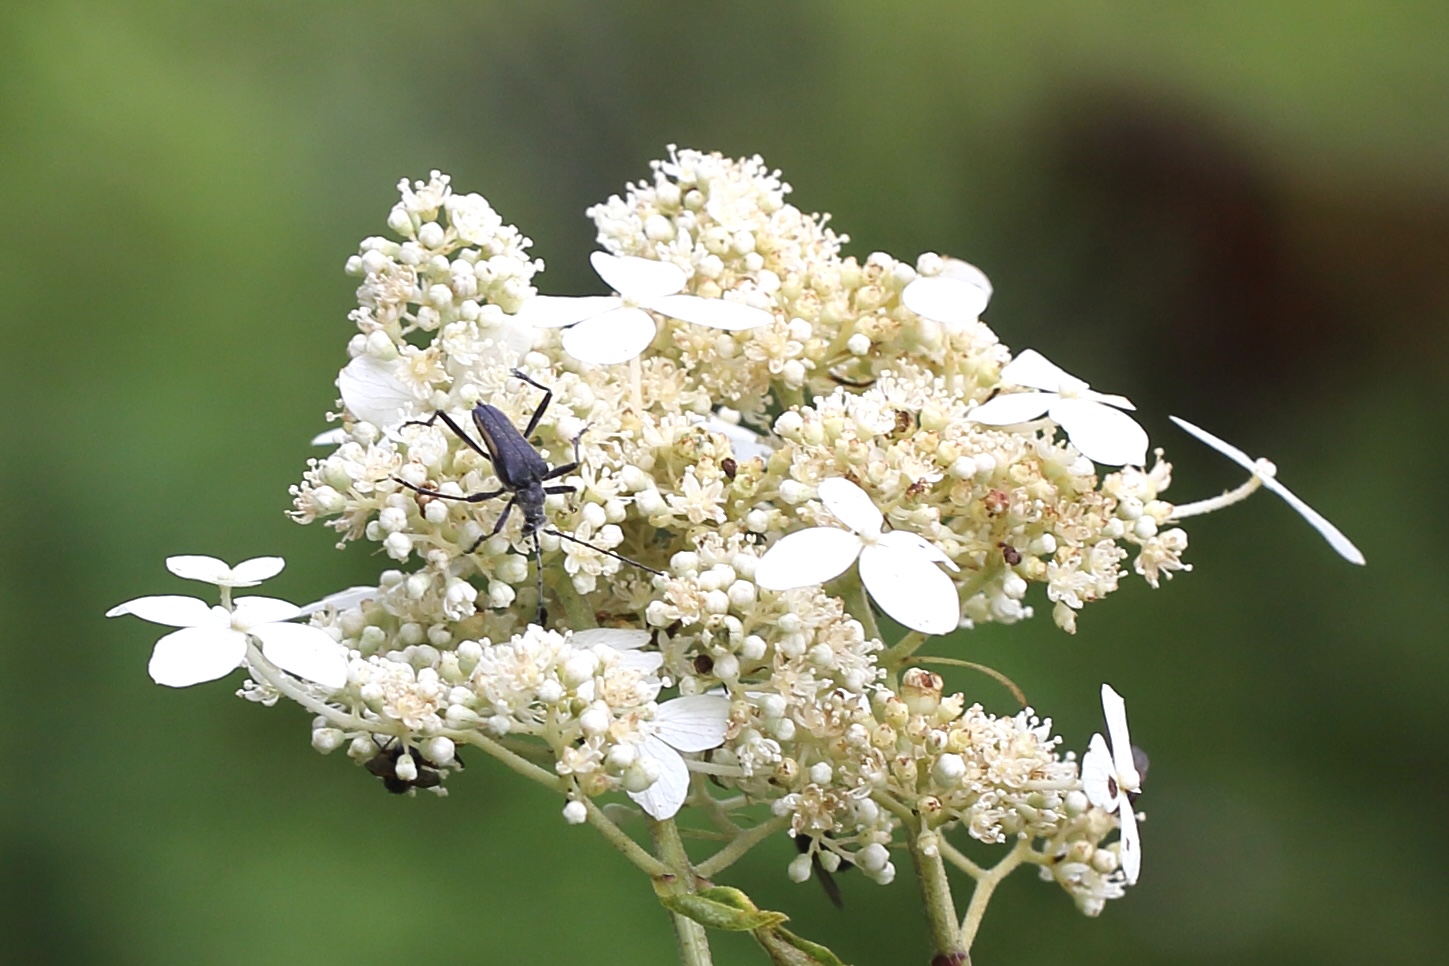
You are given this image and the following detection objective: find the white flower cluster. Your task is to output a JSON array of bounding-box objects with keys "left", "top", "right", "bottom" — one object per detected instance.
[{"left": 110, "top": 149, "right": 1364, "bottom": 940}]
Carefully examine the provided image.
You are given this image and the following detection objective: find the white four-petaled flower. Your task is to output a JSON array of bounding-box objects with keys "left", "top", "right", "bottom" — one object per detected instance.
[
  {"left": 901, "top": 257, "right": 994, "bottom": 329},
  {"left": 1081, "top": 683, "right": 1142, "bottom": 885},
  {"left": 106, "top": 555, "right": 349, "bottom": 690},
  {"left": 1168, "top": 416, "right": 1365, "bottom": 565},
  {"left": 754, "top": 478, "right": 961, "bottom": 635},
  {"left": 968, "top": 349, "right": 1149, "bottom": 467},
  {"left": 628, "top": 694, "right": 732, "bottom": 820},
  {"left": 517, "top": 252, "right": 774, "bottom": 365}
]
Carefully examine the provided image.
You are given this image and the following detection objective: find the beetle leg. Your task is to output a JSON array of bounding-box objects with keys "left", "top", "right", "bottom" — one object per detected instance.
[
  {"left": 402, "top": 410, "right": 494, "bottom": 464},
  {"left": 511, "top": 368, "right": 555, "bottom": 439},
  {"left": 543, "top": 484, "right": 576, "bottom": 496},
  {"left": 541, "top": 461, "right": 578, "bottom": 482},
  {"left": 394, "top": 477, "right": 505, "bottom": 504},
  {"left": 531, "top": 528, "right": 547, "bottom": 626}
]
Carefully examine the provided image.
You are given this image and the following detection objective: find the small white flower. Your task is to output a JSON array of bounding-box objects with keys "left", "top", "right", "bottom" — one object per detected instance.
[
  {"left": 106, "top": 556, "right": 348, "bottom": 689},
  {"left": 968, "top": 349, "right": 1149, "bottom": 467},
  {"left": 517, "top": 252, "right": 773, "bottom": 365},
  {"left": 628, "top": 694, "right": 731, "bottom": 820},
  {"left": 165, "top": 555, "right": 284, "bottom": 588},
  {"left": 1081, "top": 683, "right": 1141, "bottom": 885},
  {"left": 754, "top": 477, "right": 961, "bottom": 635},
  {"left": 1168, "top": 416, "right": 1365, "bottom": 565},
  {"left": 901, "top": 257, "right": 994, "bottom": 329}
]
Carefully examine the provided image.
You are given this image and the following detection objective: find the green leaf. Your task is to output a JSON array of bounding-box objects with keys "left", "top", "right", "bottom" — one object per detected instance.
[
  {"left": 753, "top": 924, "right": 851, "bottom": 966},
  {"left": 658, "top": 887, "right": 788, "bottom": 932}
]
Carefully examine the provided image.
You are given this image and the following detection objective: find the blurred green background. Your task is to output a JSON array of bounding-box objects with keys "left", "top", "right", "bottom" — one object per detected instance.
[{"left": 2, "top": 2, "right": 1445, "bottom": 964}]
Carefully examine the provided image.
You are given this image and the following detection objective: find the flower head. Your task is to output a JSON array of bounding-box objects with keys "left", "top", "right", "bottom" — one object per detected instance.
[
  {"left": 970, "top": 349, "right": 1149, "bottom": 467},
  {"left": 518, "top": 251, "right": 773, "bottom": 365},
  {"left": 1081, "top": 683, "right": 1142, "bottom": 885},
  {"left": 754, "top": 477, "right": 961, "bottom": 635},
  {"left": 106, "top": 556, "right": 348, "bottom": 689}
]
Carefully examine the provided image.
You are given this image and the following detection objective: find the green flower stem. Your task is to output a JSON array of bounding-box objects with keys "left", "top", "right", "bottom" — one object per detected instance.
[
  {"left": 692, "top": 777, "right": 743, "bottom": 836},
  {"left": 958, "top": 838, "right": 1031, "bottom": 953},
  {"left": 451, "top": 730, "right": 566, "bottom": 792},
  {"left": 241, "top": 643, "right": 378, "bottom": 733},
  {"left": 936, "top": 837, "right": 985, "bottom": 879},
  {"left": 880, "top": 630, "right": 926, "bottom": 673},
  {"left": 837, "top": 569, "right": 881, "bottom": 644},
  {"left": 772, "top": 380, "right": 805, "bottom": 412},
  {"left": 696, "top": 813, "right": 790, "bottom": 878},
  {"left": 907, "top": 826, "right": 966, "bottom": 965},
  {"left": 581, "top": 798, "right": 670, "bottom": 877},
  {"left": 651, "top": 818, "right": 715, "bottom": 966}
]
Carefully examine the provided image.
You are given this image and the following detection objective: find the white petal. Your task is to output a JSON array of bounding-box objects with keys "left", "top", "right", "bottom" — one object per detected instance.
[
  {"left": 1170, "top": 416, "right": 1364, "bottom": 564},
  {"left": 1101, "top": 684, "right": 1139, "bottom": 793},
  {"left": 648, "top": 293, "right": 774, "bottom": 331},
  {"left": 231, "top": 597, "right": 304, "bottom": 625},
  {"left": 164, "top": 555, "right": 231, "bottom": 584},
  {"left": 106, "top": 595, "right": 217, "bottom": 627},
  {"left": 817, "top": 477, "right": 883, "bottom": 536},
  {"left": 967, "top": 391, "right": 1054, "bottom": 426},
  {"left": 310, "top": 428, "right": 347, "bottom": 446},
  {"left": 877, "top": 529, "right": 958, "bottom": 571},
  {"left": 591, "top": 252, "right": 686, "bottom": 301},
  {"left": 572, "top": 628, "right": 652, "bottom": 650},
  {"left": 1167, "top": 416, "right": 1255, "bottom": 471},
  {"left": 1260, "top": 475, "right": 1366, "bottom": 565},
  {"left": 336, "top": 355, "right": 418, "bottom": 430},
  {"left": 253, "top": 623, "right": 349, "bottom": 689},
  {"left": 561, "top": 307, "right": 656, "bottom": 365},
  {"left": 1084, "top": 389, "right": 1136, "bottom": 412},
  {"left": 227, "top": 557, "right": 286, "bottom": 586},
  {"left": 513, "top": 294, "right": 621, "bottom": 328},
  {"left": 1081, "top": 733, "right": 1117, "bottom": 811},
  {"left": 901, "top": 275, "right": 990, "bottom": 327},
  {"left": 1117, "top": 799, "right": 1141, "bottom": 885},
  {"left": 296, "top": 585, "right": 379, "bottom": 617},
  {"left": 753, "top": 528, "right": 862, "bottom": 590},
  {"left": 940, "top": 257, "right": 994, "bottom": 298},
  {"left": 654, "top": 695, "right": 731, "bottom": 752},
  {"left": 148, "top": 626, "right": 246, "bottom": 687},
  {"left": 628, "top": 735, "right": 690, "bottom": 819},
  {"left": 1049, "top": 398, "right": 1150, "bottom": 466},
  {"left": 857, "top": 543, "right": 961, "bottom": 635},
  {"left": 616, "top": 650, "right": 666, "bottom": 676},
  {"left": 999, "top": 349, "right": 1079, "bottom": 393}
]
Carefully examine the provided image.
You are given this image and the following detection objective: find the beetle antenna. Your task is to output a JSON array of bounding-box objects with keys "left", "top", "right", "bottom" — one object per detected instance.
[{"left": 542, "top": 528, "right": 665, "bottom": 576}]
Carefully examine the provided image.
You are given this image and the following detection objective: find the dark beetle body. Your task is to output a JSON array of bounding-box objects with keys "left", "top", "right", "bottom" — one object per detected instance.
[{"left": 393, "top": 369, "right": 659, "bottom": 625}]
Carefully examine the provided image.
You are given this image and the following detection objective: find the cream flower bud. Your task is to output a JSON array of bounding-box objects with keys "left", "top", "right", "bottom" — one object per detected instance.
[
  {"left": 423, "top": 736, "right": 456, "bottom": 766},
  {"left": 311, "top": 728, "right": 344, "bottom": 753},
  {"left": 932, "top": 753, "right": 966, "bottom": 787},
  {"left": 579, "top": 705, "right": 611, "bottom": 737},
  {"left": 857, "top": 843, "right": 890, "bottom": 875},
  {"left": 902, "top": 668, "right": 944, "bottom": 715},
  {"left": 788, "top": 852, "right": 814, "bottom": 883},
  {"left": 562, "top": 800, "right": 588, "bottom": 825}
]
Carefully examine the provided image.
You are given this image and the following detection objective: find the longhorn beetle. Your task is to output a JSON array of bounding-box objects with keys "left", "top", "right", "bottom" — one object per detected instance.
[{"left": 392, "top": 369, "right": 662, "bottom": 625}]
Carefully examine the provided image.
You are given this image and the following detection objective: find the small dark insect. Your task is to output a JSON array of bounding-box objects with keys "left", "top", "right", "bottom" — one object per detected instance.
[
  {"left": 364, "top": 742, "right": 460, "bottom": 795},
  {"left": 794, "top": 833, "right": 854, "bottom": 909},
  {"left": 720, "top": 457, "right": 738, "bottom": 481},
  {"left": 693, "top": 654, "right": 715, "bottom": 675},
  {"left": 999, "top": 542, "right": 1022, "bottom": 566},
  {"left": 393, "top": 369, "right": 662, "bottom": 625}
]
